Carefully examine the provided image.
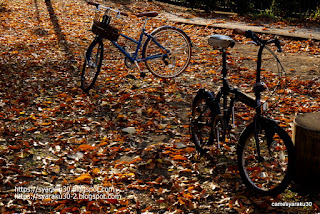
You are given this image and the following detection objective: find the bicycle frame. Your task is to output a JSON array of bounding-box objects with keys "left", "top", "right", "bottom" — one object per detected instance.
[
  {"left": 92, "top": 3, "right": 171, "bottom": 64},
  {"left": 215, "top": 43, "right": 271, "bottom": 158},
  {"left": 215, "top": 48, "right": 259, "bottom": 129},
  {"left": 110, "top": 20, "right": 170, "bottom": 63}
]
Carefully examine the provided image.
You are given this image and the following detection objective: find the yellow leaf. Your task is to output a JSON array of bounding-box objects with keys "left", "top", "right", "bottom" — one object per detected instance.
[
  {"left": 172, "top": 155, "right": 187, "bottom": 161},
  {"left": 92, "top": 168, "right": 100, "bottom": 175},
  {"left": 207, "top": 70, "right": 216, "bottom": 74},
  {"left": 52, "top": 165, "right": 60, "bottom": 174},
  {"left": 27, "top": 127, "right": 37, "bottom": 132},
  {"left": 77, "top": 144, "right": 95, "bottom": 151},
  {"left": 99, "top": 141, "right": 108, "bottom": 146},
  {"left": 184, "top": 147, "right": 195, "bottom": 153},
  {"left": 57, "top": 93, "right": 68, "bottom": 98},
  {"left": 29, "top": 115, "right": 37, "bottom": 120},
  {"left": 117, "top": 114, "right": 125, "bottom": 119},
  {"left": 41, "top": 122, "right": 51, "bottom": 126},
  {"left": 43, "top": 198, "right": 52, "bottom": 203},
  {"left": 183, "top": 193, "right": 193, "bottom": 199},
  {"left": 74, "top": 173, "right": 92, "bottom": 182},
  {"left": 179, "top": 198, "right": 186, "bottom": 205},
  {"left": 156, "top": 159, "right": 163, "bottom": 163}
]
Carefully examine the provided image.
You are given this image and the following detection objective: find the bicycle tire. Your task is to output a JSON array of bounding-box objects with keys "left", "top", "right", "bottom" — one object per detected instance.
[
  {"left": 190, "top": 90, "right": 222, "bottom": 153},
  {"left": 237, "top": 117, "right": 294, "bottom": 195},
  {"left": 142, "top": 26, "right": 192, "bottom": 78},
  {"left": 81, "top": 37, "right": 104, "bottom": 92}
]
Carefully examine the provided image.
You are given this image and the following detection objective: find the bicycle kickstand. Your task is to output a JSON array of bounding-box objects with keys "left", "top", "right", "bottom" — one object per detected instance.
[{"left": 134, "top": 61, "right": 146, "bottom": 78}]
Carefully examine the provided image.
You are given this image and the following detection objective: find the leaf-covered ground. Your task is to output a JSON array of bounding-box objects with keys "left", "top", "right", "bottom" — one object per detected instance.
[{"left": 0, "top": 0, "right": 320, "bottom": 213}]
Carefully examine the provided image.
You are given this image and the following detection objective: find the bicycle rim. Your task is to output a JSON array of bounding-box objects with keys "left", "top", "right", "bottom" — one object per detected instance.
[
  {"left": 81, "top": 39, "right": 103, "bottom": 92},
  {"left": 144, "top": 27, "right": 191, "bottom": 78},
  {"left": 238, "top": 120, "right": 293, "bottom": 195}
]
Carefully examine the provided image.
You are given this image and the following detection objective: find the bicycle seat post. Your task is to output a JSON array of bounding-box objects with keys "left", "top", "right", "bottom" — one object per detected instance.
[
  {"left": 142, "top": 18, "right": 149, "bottom": 31},
  {"left": 137, "top": 11, "right": 158, "bottom": 31},
  {"left": 221, "top": 48, "right": 230, "bottom": 125},
  {"left": 221, "top": 48, "right": 228, "bottom": 78}
]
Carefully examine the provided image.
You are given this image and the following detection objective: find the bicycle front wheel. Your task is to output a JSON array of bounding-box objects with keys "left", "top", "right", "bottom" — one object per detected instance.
[
  {"left": 81, "top": 37, "right": 104, "bottom": 92},
  {"left": 143, "top": 26, "right": 192, "bottom": 78},
  {"left": 237, "top": 118, "right": 294, "bottom": 195}
]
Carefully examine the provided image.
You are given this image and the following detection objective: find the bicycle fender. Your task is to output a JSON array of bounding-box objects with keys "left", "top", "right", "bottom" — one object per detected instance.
[
  {"left": 86, "top": 37, "right": 104, "bottom": 59},
  {"left": 194, "top": 88, "right": 213, "bottom": 99},
  {"left": 150, "top": 26, "right": 192, "bottom": 45},
  {"left": 194, "top": 89, "right": 221, "bottom": 115},
  {"left": 257, "top": 117, "right": 285, "bottom": 131},
  {"left": 242, "top": 117, "right": 278, "bottom": 132},
  {"left": 141, "top": 26, "right": 192, "bottom": 57}
]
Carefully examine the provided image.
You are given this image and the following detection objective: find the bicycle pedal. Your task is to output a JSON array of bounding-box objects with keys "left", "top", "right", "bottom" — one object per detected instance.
[
  {"left": 126, "top": 74, "right": 136, "bottom": 80},
  {"left": 140, "top": 72, "right": 146, "bottom": 78},
  {"left": 206, "top": 141, "right": 214, "bottom": 146}
]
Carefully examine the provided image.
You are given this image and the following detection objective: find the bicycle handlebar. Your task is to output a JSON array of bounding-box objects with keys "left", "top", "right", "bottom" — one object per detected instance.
[
  {"left": 233, "top": 28, "right": 284, "bottom": 52},
  {"left": 86, "top": 1, "right": 129, "bottom": 16}
]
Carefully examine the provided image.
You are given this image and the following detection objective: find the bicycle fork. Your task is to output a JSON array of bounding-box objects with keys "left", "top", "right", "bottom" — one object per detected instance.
[{"left": 253, "top": 116, "right": 264, "bottom": 163}]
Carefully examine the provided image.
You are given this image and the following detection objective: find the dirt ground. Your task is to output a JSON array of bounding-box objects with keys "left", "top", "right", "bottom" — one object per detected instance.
[
  {"left": 0, "top": 0, "right": 320, "bottom": 213},
  {"left": 233, "top": 43, "right": 320, "bottom": 81}
]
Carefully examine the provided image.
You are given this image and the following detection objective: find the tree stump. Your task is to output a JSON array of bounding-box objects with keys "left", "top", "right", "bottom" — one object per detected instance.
[{"left": 293, "top": 112, "right": 320, "bottom": 188}]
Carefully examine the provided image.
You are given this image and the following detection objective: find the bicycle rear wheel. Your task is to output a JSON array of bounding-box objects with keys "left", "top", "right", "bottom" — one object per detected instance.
[
  {"left": 143, "top": 26, "right": 191, "bottom": 78},
  {"left": 190, "top": 90, "right": 223, "bottom": 153},
  {"left": 237, "top": 118, "right": 294, "bottom": 195},
  {"left": 81, "top": 37, "right": 104, "bottom": 92}
]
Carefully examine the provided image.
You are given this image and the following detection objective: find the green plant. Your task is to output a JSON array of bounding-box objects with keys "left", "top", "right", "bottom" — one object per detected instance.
[
  {"left": 259, "top": 8, "right": 276, "bottom": 19},
  {"left": 269, "top": 0, "right": 281, "bottom": 16},
  {"left": 311, "top": 7, "right": 320, "bottom": 20}
]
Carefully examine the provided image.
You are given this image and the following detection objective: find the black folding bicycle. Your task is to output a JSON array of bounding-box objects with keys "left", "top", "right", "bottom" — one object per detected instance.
[{"left": 190, "top": 29, "right": 294, "bottom": 195}]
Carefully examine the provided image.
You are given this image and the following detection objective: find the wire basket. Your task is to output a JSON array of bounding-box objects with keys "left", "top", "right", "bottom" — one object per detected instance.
[{"left": 91, "top": 9, "right": 125, "bottom": 41}]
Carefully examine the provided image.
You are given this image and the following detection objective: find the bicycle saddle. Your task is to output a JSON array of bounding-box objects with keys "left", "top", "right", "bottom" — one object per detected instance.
[
  {"left": 137, "top": 11, "right": 158, "bottom": 17},
  {"left": 208, "top": 35, "right": 235, "bottom": 49}
]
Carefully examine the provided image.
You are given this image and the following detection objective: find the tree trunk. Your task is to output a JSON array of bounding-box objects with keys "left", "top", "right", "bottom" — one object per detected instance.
[{"left": 293, "top": 112, "right": 320, "bottom": 188}]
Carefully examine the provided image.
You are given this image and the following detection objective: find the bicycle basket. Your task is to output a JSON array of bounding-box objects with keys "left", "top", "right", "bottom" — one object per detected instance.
[{"left": 91, "top": 9, "right": 124, "bottom": 41}]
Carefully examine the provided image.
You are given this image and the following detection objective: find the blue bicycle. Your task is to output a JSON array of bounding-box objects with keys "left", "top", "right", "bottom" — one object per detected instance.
[{"left": 81, "top": 1, "right": 192, "bottom": 92}]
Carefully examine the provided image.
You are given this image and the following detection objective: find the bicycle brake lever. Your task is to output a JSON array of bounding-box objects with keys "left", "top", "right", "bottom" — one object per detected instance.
[
  {"left": 262, "top": 82, "right": 269, "bottom": 92},
  {"left": 274, "top": 37, "right": 283, "bottom": 52},
  {"left": 253, "top": 82, "right": 269, "bottom": 93}
]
